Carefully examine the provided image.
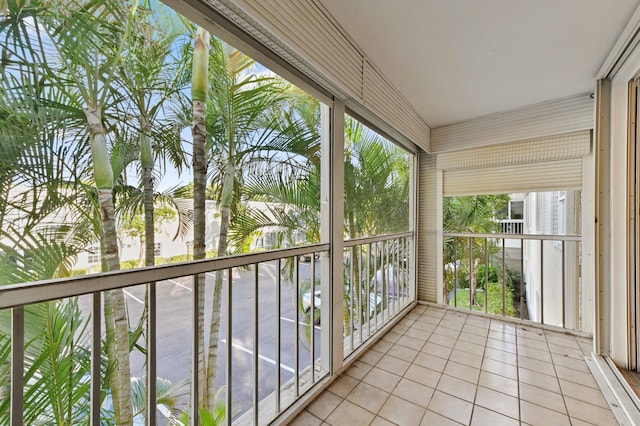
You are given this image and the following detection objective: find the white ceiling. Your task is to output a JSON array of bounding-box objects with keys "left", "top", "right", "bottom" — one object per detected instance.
[{"left": 319, "top": 0, "right": 640, "bottom": 127}]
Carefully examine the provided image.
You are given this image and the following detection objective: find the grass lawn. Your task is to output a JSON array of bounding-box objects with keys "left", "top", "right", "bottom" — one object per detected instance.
[{"left": 449, "top": 281, "right": 516, "bottom": 317}]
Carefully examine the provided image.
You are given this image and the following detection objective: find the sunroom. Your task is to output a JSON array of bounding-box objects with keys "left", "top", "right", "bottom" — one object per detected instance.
[{"left": 1, "top": 0, "right": 640, "bottom": 425}]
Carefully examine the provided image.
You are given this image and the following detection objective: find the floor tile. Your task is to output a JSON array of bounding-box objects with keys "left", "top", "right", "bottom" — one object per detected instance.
[
  {"left": 325, "top": 400, "right": 375, "bottom": 426},
  {"left": 376, "top": 354, "right": 411, "bottom": 376},
  {"left": 329, "top": 375, "right": 359, "bottom": 398},
  {"left": 554, "top": 365, "right": 599, "bottom": 388},
  {"left": 429, "top": 333, "right": 457, "bottom": 348},
  {"left": 362, "top": 367, "right": 401, "bottom": 391},
  {"left": 450, "top": 348, "right": 483, "bottom": 369},
  {"left": 346, "top": 361, "right": 373, "bottom": 380},
  {"left": 413, "top": 351, "right": 448, "bottom": 372},
  {"left": 293, "top": 308, "right": 618, "bottom": 426},
  {"left": 421, "top": 341, "right": 453, "bottom": 359},
  {"left": 563, "top": 396, "right": 619, "bottom": 425},
  {"left": 481, "top": 357, "right": 518, "bottom": 380},
  {"left": 404, "top": 364, "right": 441, "bottom": 388},
  {"left": 483, "top": 347, "right": 517, "bottom": 366},
  {"left": 475, "top": 386, "right": 519, "bottom": 420},
  {"left": 360, "top": 349, "right": 384, "bottom": 366},
  {"left": 289, "top": 410, "right": 323, "bottom": 426},
  {"left": 558, "top": 379, "right": 609, "bottom": 408},
  {"left": 520, "top": 400, "right": 571, "bottom": 426},
  {"left": 519, "top": 382, "right": 567, "bottom": 414},
  {"left": 470, "top": 406, "right": 519, "bottom": 426},
  {"left": 397, "top": 335, "right": 427, "bottom": 351},
  {"left": 518, "top": 354, "right": 557, "bottom": 376},
  {"left": 444, "top": 360, "right": 481, "bottom": 384},
  {"left": 392, "top": 377, "right": 434, "bottom": 407},
  {"left": 378, "top": 394, "right": 426, "bottom": 426},
  {"left": 307, "top": 391, "right": 342, "bottom": 420},
  {"left": 346, "top": 382, "right": 389, "bottom": 414},
  {"left": 454, "top": 339, "right": 485, "bottom": 356},
  {"left": 436, "top": 374, "right": 477, "bottom": 402},
  {"left": 427, "top": 390, "right": 473, "bottom": 425},
  {"left": 478, "top": 371, "right": 519, "bottom": 397},
  {"left": 387, "top": 344, "right": 419, "bottom": 362},
  {"left": 370, "top": 416, "right": 395, "bottom": 426},
  {"left": 518, "top": 367, "right": 561, "bottom": 393},
  {"left": 458, "top": 331, "right": 487, "bottom": 345},
  {"left": 420, "top": 410, "right": 463, "bottom": 425}
]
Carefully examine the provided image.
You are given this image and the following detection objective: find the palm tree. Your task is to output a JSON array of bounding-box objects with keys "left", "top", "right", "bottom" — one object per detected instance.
[
  {"left": 442, "top": 195, "right": 508, "bottom": 306},
  {"left": 0, "top": 1, "right": 143, "bottom": 422},
  {"left": 190, "top": 24, "right": 210, "bottom": 411},
  {"left": 202, "top": 40, "right": 290, "bottom": 409}
]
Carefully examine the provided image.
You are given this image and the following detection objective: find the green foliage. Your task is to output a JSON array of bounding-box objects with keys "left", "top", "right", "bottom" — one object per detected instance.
[{"left": 451, "top": 281, "right": 516, "bottom": 317}]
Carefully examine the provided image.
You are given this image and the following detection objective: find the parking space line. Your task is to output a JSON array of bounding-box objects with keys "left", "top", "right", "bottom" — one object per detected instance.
[
  {"left": 280, "top": 316, "right": 321, "bottom": 331},
  {"left": 220, "top": 339, "right": 295, "bottom": 373},
  {"left": 123, "top": 289, "right": 144, "bottom": 304},
  {"left": 168, "top": 279, "right": 192, "bottom": 291}
]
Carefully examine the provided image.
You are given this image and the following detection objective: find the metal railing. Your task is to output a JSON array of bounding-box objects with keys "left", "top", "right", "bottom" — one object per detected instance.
[
  {"left": 1, "top": 244, "right": 330, "bottom": 425},
  {"left": 343, "top": 232, "right": 413, "bottom": 357},
  {"left": 499, "top": 219, "right": 524, "bottom": 234},
  {"left": 443, "top": 232, "right": 583, "bottom": 332}
]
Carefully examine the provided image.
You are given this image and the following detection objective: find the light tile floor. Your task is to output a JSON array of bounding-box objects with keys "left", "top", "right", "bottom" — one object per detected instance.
[{"left": 289, "top": 305, "right": 619, "bottom": 426}]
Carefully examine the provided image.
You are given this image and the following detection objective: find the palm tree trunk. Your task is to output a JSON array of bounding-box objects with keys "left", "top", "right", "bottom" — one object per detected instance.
[
  {"left": 85, "top": 106, "right": 133, "bottom": 426},
  {"left": 191, "top": 26, "right": 209, "bottom": 410},
  {"left": 141, "top": 115, "right": 155, "bottom": 269},
  {"left": 470, "top": 258, "right": 479, "bottom": 306},
  {"left": 207, "top": 164, "right": 233, "bottom": 411}
]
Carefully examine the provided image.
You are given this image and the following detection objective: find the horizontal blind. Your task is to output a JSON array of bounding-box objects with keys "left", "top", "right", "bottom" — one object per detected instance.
[
  {"left": 431, "top": 94, "right": 594, "bottom": 153},
  {"left": 437, "top": 131, "right": 591, "bottom": 171},
  {"left": 364, "top": 59, "right": 431, "bottom": 151},
  {"left": 199, "top": 0, "right": 431, "bottom": 151},
  {"left": 443, "top": 158, "right": 584, "bottom": 196},
  {"left": 418, "top": 152, "right": 438, "bottom": 302}
]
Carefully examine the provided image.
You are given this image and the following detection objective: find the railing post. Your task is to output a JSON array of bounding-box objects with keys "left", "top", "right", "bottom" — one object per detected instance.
[
  {"left": 225, "top": 269, "right": 233, "bottom": 426},
  {"left": 275, "top": 259, "right": 281, "bottom": 413},
  {"left": 469, "top": 237, "right": 473, "bottom": 311},
  {"left": 453, "top": 238, "right": 458, "bottom": 307},
  {"left": 484, "top": 239, "right": 488, "bottom": 314},
  {"left": 91, "top": 294, "right": 102, "bottom": 426},
  {"left": 11, "top": 306, "right": 24, "bottom": 426},
  {"left": 502, "top": 238, "right": 506, "bottom": 317},
  {"left": 147, "top": 282, "right": 157, "bottom": 426},
  {"left": 540, "top": 240, "right": 544, "bottom": 324},
  {"left": 520, "top": 239, "right": 524, "bottom": 320}
]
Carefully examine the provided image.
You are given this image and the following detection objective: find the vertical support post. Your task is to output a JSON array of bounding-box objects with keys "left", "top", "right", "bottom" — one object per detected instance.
[
  {"left": 320, "top": 101, "right": 344, "bottom": 374},
  {"left": 541, "top": 240, "right": 545, "bottom": 324},
  {"left": 454, "top": 238, "right": 458, "bottom": 307},
  {"left": 349, "top": 246, "right": 355, "bottom": 352},
  {"left": 374, "top": 242, "right": 379, "bottom": 330},
  {"left": 91, "top": 293, "right": 102, "bottom": 426},
  {"left": 562, "top": 241, "right": 566, "bottom": 328},
  {"left": 469, "top": 237, "right": 473, "bottom": 311},
  {"left": 311, "top": 252, "right": 316, "bottom": 382},
  {"left": 147, "top": 282, "right": 157, "bottom": 426},
  {"left": 253, "top": 265, "right": 259, "bottom": 424},
  {"left": 11, "top": 306, "right": 24, "bottom": 426},
  {"left": 484, "top": 239, "right": 489, "bottom": 314},
  {"left": 295, "top": 259, "right": 300, "bottom": 396},
  {"left": 502, "top": 238, "right": 506, "bottom": 317},
  {"left": 275, "top": 259, "right": 281, "bottom": 413},
  {"left": 191, "top": 275, "right": 200, "bottom": 426},
  {"left": 520, "top": 238, "right": 525, "bottom": 320},
  {"left": 225, "top": 269, "right": 233, "bottom": 426},
  {"left": 367, "top": 242, "right": 372, "bottom": 339}
]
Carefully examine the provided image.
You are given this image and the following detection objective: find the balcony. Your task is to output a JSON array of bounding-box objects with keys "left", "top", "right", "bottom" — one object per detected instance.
[{"left": 291, "top": 305, "right": 617, "bottom": 425}]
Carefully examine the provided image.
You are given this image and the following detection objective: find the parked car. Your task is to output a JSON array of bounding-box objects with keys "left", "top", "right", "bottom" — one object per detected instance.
[
  {"left": 301, "top": 286, "right": 383, "bottom": 324},
  {"left": 299, "top": 252, "right": 320, "bottom": 262}
]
